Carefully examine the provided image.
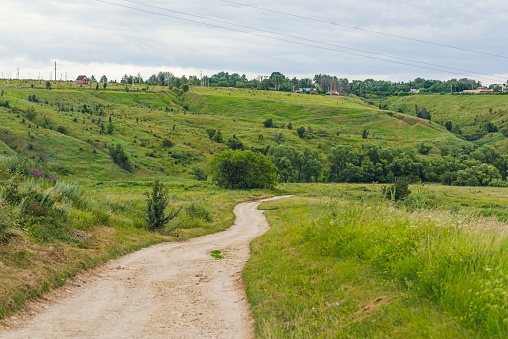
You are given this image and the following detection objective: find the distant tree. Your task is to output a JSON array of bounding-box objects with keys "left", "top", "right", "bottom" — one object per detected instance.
[
  {"left": 100, "top": 75, "right": 108, "bottom": 83},
  {"left": 181, "top": 84, "right": 190, "bottom": 92},
  {"left": 263, "top": 118, "right": 274, "bottom": 128},
  {"left": 417, "top": 141, "right": 432, "bottom": 155},
  {"left": 362, "top": 129, "right": 369, "bottom": 139},
  {"left": 90, "top": 75, "right": 97, "bottom": 82},
  {"left": 227, "top": 136, "right": 244, "bottom": 150},
  {"left": 444, "top": 121, "right": 453, "bottom": 132},
  {"left": 206, "top": 129, "right": 216, "bottom": 140},
  {"left": 189, "top": 165, "right": 208, "bottom": 181},
  {"left": 103, "top": 82, "right": 107, "bottom": 89},
  {"left": 485, "top": 122, "right": 498, "bottom": 133},
  {"left": 106, "top": 122, "right": 114, "bottom": 134},
  {"left": 109, "top": 144, "right": 131, "bottom": 171},
  {"left": 416, "top": 107, "right": 431, "bottom": 120},
  {"left": 287, "top": 122, "right": 293, "bottom": 130},
  {"left": 162, "top": 138, "right": 174, "bottom": 148},
  {"left": 45, "top": 81, "right": 51, "bottom": 90},
  {"left": 297, "top": 127, "right": 306, "bottom": 138},
  {"left": 96, "top": 83, "right": 99, "bottom": 91},
  {"left": 213, "top": 129, "right": 223, "bottom": 143}
]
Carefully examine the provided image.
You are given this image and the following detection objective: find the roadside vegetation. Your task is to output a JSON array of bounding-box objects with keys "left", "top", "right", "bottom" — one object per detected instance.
[
  {"left": 1, "top": 79, "right": 507, "bottom": 337},
  {"left": 245, "top": 184, "right": 508, "bottom": 337},
  {"left": 0, "top": 154, "right": 271, "bottom": 319}
]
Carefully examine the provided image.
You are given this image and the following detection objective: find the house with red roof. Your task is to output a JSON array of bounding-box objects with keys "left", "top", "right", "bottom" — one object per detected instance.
[{"left": 76, "top": 75, "right": 89, "bottom": 85}]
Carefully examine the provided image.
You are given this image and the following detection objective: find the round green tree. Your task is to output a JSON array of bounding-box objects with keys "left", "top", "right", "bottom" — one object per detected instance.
[{"left": 210, "top": 150, "right": 277, "bottom": 189}]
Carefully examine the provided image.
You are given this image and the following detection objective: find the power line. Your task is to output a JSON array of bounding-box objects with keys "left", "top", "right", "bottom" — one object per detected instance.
[
  {"left": 117, "top": 0, "right": 506, "bottom": 83},
  {"left": 96, "top": 0, "right": 505, "bottom": 83},
  {"left": 219, "top": 0, "right": 508, "bottom": 60}
]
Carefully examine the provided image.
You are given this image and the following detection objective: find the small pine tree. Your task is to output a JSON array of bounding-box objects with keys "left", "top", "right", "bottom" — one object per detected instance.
[{"left": 144, "top": 180, "right": 180, "bottom": 231}]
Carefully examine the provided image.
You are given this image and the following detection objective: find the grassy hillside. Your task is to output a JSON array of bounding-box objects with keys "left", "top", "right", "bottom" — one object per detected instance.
[
  {"left": 245, "top": 184, "right": 508, "bottom": 338},
  {"left": 373, "top": 94, "right": 508, "bottom": 151},
  {"left": 0, "top": 81, "right": 473, "bottom": 184}
]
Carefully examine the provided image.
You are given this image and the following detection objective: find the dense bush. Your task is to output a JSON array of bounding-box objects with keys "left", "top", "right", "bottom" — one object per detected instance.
[
  {"left": 210, "top": 150, "right": 277, "bottom": 189},
  {"left": 109, "top": 144, "right": 132, "bottom": 171},
  {"left": 189, "top": 165, "right": 208, "bottom": 181},
  {"left": 384, "top": 179, "right": 411, "bottom": 201}
]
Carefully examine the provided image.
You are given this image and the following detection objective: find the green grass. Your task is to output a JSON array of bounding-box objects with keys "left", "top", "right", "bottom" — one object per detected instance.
[
  {"left": 374, "top": 94, "right": 508, "bottom": 151},
  {"left": 0, "top": 81, "right": 477, "bottom": 185},
  {"left": 244, "top": 184, "right": 508, "bottom": 337}
]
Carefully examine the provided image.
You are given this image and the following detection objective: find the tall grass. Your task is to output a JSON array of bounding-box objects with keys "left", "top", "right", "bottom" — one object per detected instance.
[{"left": 288, "top": 199, "right": 508, "bottom": 336}]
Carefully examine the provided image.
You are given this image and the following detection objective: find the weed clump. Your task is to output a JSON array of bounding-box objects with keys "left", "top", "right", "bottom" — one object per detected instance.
[{"left": 385, "top": 179, "right": 411, "bottom": 201}]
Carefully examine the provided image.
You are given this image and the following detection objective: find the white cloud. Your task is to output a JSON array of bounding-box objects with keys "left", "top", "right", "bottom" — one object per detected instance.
[{"left": 1, "top": 0, "right": 507, "bottom": 84}]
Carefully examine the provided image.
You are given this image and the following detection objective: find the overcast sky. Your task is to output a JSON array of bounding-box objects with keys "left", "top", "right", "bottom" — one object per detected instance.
[{"left": 1, "top": 0, "right": 507, "bottom": 84}]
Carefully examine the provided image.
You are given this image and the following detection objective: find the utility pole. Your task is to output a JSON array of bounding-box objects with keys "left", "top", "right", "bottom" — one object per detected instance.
[
  {"left": 17, "top": 68, "right": 19, "bottom": 80},
  {"left": 55, "top": 61, "right": 57, "bottom": 81}
]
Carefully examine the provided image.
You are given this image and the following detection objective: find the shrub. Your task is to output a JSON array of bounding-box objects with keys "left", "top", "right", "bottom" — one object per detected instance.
[
  {"left": 209, "top": 150, "right": 277, "bottom": 189},
  {"left": 297, "top": 127, "right": 305, "bottom": 138},
  {"left": 362, "top": 129, "right": 369, "bottom": 139},
  {"left": 186, "top": 202, "right": 212, "bottom": 222},
  {"left": 227, "top": 137, "right": 244, "bottom": 150},
  {"left": 144, "top": 179, "right": 180, "bottom": 231},
  {"left": 161, "top": 138, "right": 173, "bottom": 148},
  {"left": 189, "top": 165, "right": 208, "bottom": 181},
  {"left": 109, "top": 144, "right": 132, "bottom": 171},
  {"left": 263, "top": 118, "right": 273, "bottom": 128},
  {"left": 385, "top": 179, "right": 411, "bottom": 201},
  {"left": 417, "top": 141, "right": 432, "bottom": 155}
]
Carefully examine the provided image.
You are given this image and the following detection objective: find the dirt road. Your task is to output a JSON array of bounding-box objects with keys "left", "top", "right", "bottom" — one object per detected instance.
[{"left": 0, "top": 196, "right": 291, "bottom": 339}]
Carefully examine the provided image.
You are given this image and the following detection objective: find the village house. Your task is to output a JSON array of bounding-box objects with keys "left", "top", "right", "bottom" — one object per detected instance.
[
  {"left": 409, "top": 89, "right": 420, "bottom": 94},
  {"left": 76, "top": 75, "right": 89, "bottom": 86}
]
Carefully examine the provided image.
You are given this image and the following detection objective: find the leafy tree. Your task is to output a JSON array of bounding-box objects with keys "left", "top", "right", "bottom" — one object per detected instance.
[
  {"left": 181, "top": 84, "right": 190, "bottom": 92},
  {"left": 162, "top": 138, "right": 174, "bottom": 148},
  {"left": 227, "top": 136, "right": 244, "bottom": 150},
  {"left": 362, "top": 129, "right": 369, "bottom": 139},
  {"left": 189, "top": 165, "right": 208, "bottom": 181},
  {"left": 96, "top": 83, "right": 99, "bottom": 91},
  {"left": 297, "top": 127, "right": 305, "bottom": 138},
  {"left": 206, "top": 129, "right": 216, "bottom": 140},
  {"left": 453, "top": 164, "right": 502, "bottom": 186},
  {"left": 106, "top": 122, "right": 114, "bottom": 134},
  {"left": 103, "top": 82, "right": 107, "bottom": 90},
  {"left": 445, "top": 121, "right": 453, "bottom": 132},
  {"left": 417, "top": 142, "right": 432, "bottom": 155},
  {"left": 210, "top": 150, "right": 277, "bottom": 189},
  {"left": 416, "top": 107, "right": 431, "bottom": 120},
  {"left": 90, "top": 75, "right": 97, "bottom": 82},
  {"left": 100, "top": 75, "right": 108, "bottom": 83},
  {"left": 45, "top": 81, "right": 51, "bottom": 90},
  {"left": 213, "top": 129, "right": 223, "bottom": 143},
  {"left": 263, "top": 118, "right": 274, "bottom": 128},
  {"left": 485, "top": 122, "right": 498, "bottom": 133},
  {"left": 144, "top": 179, "right": 180, "bottom": 231},
  {"left": 109, "top": 144, "right": 132, "bottom": 171}
]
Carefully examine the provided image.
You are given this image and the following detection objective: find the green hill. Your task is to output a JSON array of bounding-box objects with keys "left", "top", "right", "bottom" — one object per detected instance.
[
  {"left": 0, "top": 82, "right": 474, "bottom": 182},
  {"left": 374, "top": 94, "right": 508, "bottom": 151}
]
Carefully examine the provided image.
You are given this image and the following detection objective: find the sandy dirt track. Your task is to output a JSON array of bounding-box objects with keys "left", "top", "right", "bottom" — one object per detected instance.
[{"left": 0, "top": 196, "right": 291, "bottom": 339}]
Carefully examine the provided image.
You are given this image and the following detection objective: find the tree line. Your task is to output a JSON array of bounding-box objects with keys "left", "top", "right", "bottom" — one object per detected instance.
[
  {"left": 264, "top": 143, "right": 508, "bottom": 187},
  {"left": 95, "top": 71, "right": 508, "bottom": 96}
]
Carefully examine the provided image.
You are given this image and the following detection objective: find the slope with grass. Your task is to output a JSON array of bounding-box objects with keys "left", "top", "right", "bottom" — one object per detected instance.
[
  {"left": 374, "top": 94, "right": 508, "bottom": 151},
  {"left": 245, "top": 184, "right": 508, "bottom": 337},
  {"left": 0, "top": 82, "right": 473, "bottom": 184}
]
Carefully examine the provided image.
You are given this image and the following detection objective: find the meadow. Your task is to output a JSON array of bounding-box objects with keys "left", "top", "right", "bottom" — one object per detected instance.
[
  {"left": 1, "top": 80, "right": 507, "bottom": 337},
  {"left": 245, "top": 183, "right": 508, "bottom": 338}
]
